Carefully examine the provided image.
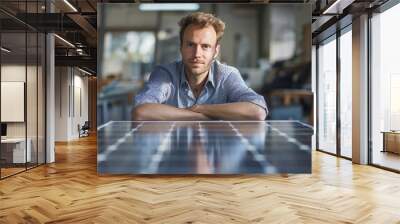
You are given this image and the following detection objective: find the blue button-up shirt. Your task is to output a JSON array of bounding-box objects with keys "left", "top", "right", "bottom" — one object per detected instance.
[{"left": 134, "top": 60, "right": 268, "bottom": 114}]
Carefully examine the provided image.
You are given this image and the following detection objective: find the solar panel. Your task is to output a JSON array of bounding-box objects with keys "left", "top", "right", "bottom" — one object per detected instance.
[{"left": 97, "top": 121, "right": 312, "bottom": 174}]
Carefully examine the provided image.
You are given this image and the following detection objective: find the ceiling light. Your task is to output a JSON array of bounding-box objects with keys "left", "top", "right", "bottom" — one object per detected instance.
[
  {"left": 322, "top": 0, "right": 341, "bottom": 14},
  {"left": 1, "top": 47, "right": 11, "bottom": 53},
  {"left": 78, "top": 67, "right": 92, "bottom": 76},
  {"left": 54, "top": 34, "right": 75, "bottom": 48},
  {"left": 63, "top": 0, "right": 78, "bottom": 12},
  {"left": 322, "top": 0, "right": 354, "bottom": 15},
  {"left": 139, "top": 3, "right": 200, "bottom": 11}
]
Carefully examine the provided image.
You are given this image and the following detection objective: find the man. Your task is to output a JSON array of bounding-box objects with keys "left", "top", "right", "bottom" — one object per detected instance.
[{"left": 133, "top": 12, "right": 267, "bottom": 121}]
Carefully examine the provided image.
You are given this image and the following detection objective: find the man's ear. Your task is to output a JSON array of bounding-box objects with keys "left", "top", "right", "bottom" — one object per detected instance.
[{"left": 214, "top": 44, "right": 220, "bottom": 59}]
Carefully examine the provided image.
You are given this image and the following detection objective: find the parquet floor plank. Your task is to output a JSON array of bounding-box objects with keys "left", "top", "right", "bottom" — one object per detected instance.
[{"left": 0, "top": 135, "right": 400, "bottom": 223}]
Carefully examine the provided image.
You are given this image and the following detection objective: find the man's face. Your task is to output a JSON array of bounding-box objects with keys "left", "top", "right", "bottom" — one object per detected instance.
[{"left": 180, "top": 24, "right": 220, "bottom": 78}]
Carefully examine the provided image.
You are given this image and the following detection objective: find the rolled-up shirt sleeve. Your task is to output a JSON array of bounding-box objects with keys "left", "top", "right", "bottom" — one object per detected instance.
[
  {"left": 134, "top": 67, "right": 173, "bottom": 107},
  {"left": 224, "top": 69, "right": 268, "bottom": 116}
]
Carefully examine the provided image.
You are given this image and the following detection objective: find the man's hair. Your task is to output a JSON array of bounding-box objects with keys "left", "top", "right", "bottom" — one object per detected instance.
[{"left": 178, "top": 12, "right": 226, "bottom": 45}]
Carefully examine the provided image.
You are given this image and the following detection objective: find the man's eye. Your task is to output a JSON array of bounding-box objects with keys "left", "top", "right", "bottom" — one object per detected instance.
[{"left": 202, "top": 45, "right": 211, "bottom": 49}]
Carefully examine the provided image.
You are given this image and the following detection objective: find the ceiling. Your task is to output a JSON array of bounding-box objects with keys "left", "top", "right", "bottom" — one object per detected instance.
[
  {"left": 1, "top": 0, "right": 391, "bottom": 75},
  {"left": 0, "top": 0, "right": 97, "bottom": 73}
]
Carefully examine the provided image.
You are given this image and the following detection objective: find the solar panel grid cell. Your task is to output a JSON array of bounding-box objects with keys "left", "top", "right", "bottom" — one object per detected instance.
[{"left": 98, "top": 121, "right": 312, "bottom": 174}]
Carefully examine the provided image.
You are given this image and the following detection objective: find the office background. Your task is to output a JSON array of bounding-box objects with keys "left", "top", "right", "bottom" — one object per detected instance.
[{"left": 97, "top": 3, "right": 312, "bottom": 126}]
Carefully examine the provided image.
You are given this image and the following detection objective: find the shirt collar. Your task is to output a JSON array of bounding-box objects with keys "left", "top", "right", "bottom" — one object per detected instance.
[{"left": 180, "top": 60, "right": 215, "bottom": 89}]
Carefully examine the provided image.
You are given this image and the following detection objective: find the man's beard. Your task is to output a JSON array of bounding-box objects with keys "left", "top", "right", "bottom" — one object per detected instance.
[{"left": 185, "top": 59, "right": 213, "bottom": 76}]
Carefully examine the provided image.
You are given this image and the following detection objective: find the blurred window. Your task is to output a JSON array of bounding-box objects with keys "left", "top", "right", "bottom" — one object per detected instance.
[{"left": 103, "top": 32, "right": 156, "bottom": 81}]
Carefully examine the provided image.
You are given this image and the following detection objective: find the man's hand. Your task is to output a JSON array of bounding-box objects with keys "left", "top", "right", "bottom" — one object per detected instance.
[
  {"left": 188, "top": 102, "right": 266, "bottom": 121},
  {"left": 132, "top": 103, "right": 211, "bottom": 121},
  {"left": 187, "top": 104, "right": 202, "bottom": 114},
  {"left": 188, "top": 104, "right": 217, "bottom": 120}
]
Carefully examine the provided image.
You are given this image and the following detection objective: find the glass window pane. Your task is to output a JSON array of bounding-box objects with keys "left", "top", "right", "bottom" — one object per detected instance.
[
  {"left": 0, "top": 1, "right": 46, "bottom": 179},
  {"left": 38, "top": 33, "right": 46, "bottom": 165},
  {"left": 340, "top": 29, "right": 352, "bottom": 158},
  {"left": 371, "top": 3, "right": 400, "bottom": 171},
  {"left": 318, "top": 37, "right": 337, "bottom": 154},
  {"left": 27, "top": 31, "right": 38, "bottom": 169},
  {"left": 1, "top": 31, "right": 27, "bottom": 177}
]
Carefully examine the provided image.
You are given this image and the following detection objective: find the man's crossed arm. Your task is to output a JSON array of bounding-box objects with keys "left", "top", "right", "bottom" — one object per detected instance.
[{"left": 132, "top": 102, "right": 266, "bottom": 121}]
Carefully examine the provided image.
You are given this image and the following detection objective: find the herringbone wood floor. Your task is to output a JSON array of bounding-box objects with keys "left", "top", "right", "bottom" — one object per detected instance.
[{"left": 1, "top": 135, "right": 400, "bottom": 224}]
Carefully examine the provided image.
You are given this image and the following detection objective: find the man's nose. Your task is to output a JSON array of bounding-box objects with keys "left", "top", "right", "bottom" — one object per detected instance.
[{"left": 193, "top": 45, "right": 202, "bottom": 58}]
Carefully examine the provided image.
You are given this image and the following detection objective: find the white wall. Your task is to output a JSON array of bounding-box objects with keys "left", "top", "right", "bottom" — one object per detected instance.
[
  {"left": 55, "top": 67, "right": 68, "bottom": 141},
  {"left": 72, "top": 73, "right": 89, "bottom": 138},
  {"left": 1, "top": 65, "right": 29, "bottom": 137},
  {"left": 55, "top": 67, "right": 89, "bottom": 141}
]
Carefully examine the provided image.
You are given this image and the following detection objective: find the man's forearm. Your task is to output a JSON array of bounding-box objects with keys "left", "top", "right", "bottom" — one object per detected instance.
[
  {"left": 190, "top": 102, "right": 266, "bottom": 121},
  {"left": 132, "top": 103, "right": 210, "bottom": 121}
]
